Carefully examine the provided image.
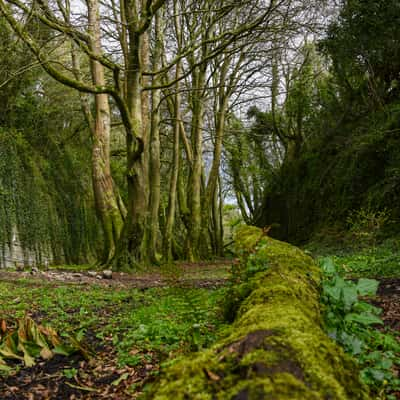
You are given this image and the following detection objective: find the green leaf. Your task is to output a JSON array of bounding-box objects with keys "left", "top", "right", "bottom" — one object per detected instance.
[
  {"left": 352, "top": 301, "right": 382, "bottom": 316},
  {"left": 377, "top": 357, "right": 393, "bottom": 370},
  {"left": 0, "top": 363, "right": 12, "bottom": 375},
  {"left": 368, "top": 368, "right": 386, "bottom": 382},
  {"left": 345, "top": 312, "right": 383, "bottom": 326},
  {"left": 112, "top": 372, "right": 129, "bottom": 386},
  {"left": 340, "top": 332, "right": 364, "bottom": 355},
  {"left": 323, "top": 277, "right": 344, "bottom": 302},
  {"left": 53, "top": 344, "right": 74, "bottom": 356},
  {"left": 341, "top": 285, "right": 358, "bottom": 311},
  {"left": 363, "top": 351, "right": 383, "bottom": 362},
  {"left": 22, "top": 341, "right": 42, "bottom": 358},
  {"left": 320, "top": 257, "right": 337, "bottom": 274},
  {"left": 356, "top": 279, "right": 379, "bottom": 296},
  {"left": 63, "top": 368, "right": 78, "bottom": 379}
]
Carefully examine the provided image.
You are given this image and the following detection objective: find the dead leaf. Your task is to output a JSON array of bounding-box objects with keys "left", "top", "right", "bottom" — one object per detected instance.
[
  {"left": 1, "top": 320, "right": 6, "bottom": 333},
  {"left": 204, "top": 369, "right": 220, "bottom": 381},
  {"left": 40, "top": 347, "right": 54, "bottom": 360}
]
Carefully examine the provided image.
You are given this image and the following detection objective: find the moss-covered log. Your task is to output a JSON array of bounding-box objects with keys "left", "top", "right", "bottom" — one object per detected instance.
[{"left": 149, "top": 226, "right": 369, "bottom": 400}]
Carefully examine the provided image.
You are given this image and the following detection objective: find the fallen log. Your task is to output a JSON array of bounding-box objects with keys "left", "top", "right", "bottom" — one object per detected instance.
[{"left": 149, "top": 226, "right": 369, "bottom": 400}]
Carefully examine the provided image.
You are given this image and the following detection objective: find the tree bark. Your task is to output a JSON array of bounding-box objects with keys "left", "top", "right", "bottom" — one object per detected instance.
[
  {"left": 148, "top": 9, "right": 163, "bottom": 262},
  {"left": 76, "top": 0, "right": 124, "bottom": 264},
  {"left": 111, "top": 0, "right": 152, "bottom": 269},
  {"left": 186, "top": 65, "right": 206, "bottom": 261},
  {"left": 163, "top": 60, "right": 181, "bottom": 262}
]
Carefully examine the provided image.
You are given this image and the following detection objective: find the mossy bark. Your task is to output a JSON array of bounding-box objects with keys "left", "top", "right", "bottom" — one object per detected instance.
[{"left": 149, "top": 226, "right": 369, "bottom": 400}]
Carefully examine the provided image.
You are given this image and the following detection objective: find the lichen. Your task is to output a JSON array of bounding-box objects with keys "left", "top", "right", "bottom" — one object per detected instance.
[{"left": 148, "top": 226, "right": 369, "bottom": 400}]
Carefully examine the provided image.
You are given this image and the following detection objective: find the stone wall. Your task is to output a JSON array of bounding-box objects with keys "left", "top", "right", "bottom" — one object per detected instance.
[{"left": 0, "top": 228, "right": 51, "bottom": 268}]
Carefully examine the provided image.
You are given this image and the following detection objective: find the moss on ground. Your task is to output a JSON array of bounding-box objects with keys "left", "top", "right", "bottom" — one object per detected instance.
[{"left": 148, "top": 226, "right": 369, "bottom": 400}]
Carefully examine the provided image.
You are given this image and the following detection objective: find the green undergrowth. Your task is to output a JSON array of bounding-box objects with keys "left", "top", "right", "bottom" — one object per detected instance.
[
  {"left": 320, "top": 257, "right": 400, "bottom": 399},
  {"left": 47, "top": 264, "right": 95, "bottom": 272},
  {"left": 306, "top": 237, "right": 400, "bottom": 278},
  {"left": 0, "top": 280, "right": 225, "bottom": 378}
]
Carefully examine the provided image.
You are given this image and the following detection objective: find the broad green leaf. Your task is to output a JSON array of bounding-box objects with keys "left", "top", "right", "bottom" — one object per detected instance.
[
  {"left": 364, "top": 351, "right": 383, "bottom": 362},
  {"left": 23, "top": 341, "right": 42, "bottom": 358},
  {"left": 345, "top": 312, "right": 383, "bottom": 326},
  {"left": 53, "top": 344, "right": 74, "bottom": 356},
  {"left": 377, "top": 333, "right": 400, "bottom": 352},
  {"left": 320, "top": 257, "right": 337, "bottom": 274},
  {"left": 323, "top": 282, "right": 342, "bottom": 302},
  {"left": 356, "top": 278, "right": 379, "bottom": 297},
  {"left": 369, "top": 368, "right": 386, "bottom": 382},
  {"left": 376, "top": 357, "right": 393, "bottom": 370},
  {"left": 352, "top": 301, "right": 382, "bottom": 316},
  {"left": 340, "top": 332, "right": 364, "bottom": 355},
  {"left": 341, "top": 285, "right": 358, "bottom": 310}
]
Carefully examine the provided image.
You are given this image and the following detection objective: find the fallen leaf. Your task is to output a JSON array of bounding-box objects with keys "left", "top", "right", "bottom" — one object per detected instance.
[
  {"left": 1, "top": 320, "right": 6, "bottom": 333},
  {"left": 204, "top": 369, "right": 220, "bottom": 381},
  {"left": 112, "top": 372, "right": 129, "bottom": 386}
]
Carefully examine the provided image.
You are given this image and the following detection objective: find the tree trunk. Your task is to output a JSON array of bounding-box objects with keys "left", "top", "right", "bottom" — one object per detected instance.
[
  {"left": 163, "top": 61, "right": 181, "bottom": 262},
  {"left": 148, "top": 10, "right": 163, "bottom": 263},
  {"left": 111, "top": 4, "right": 149, "bottom": 269},
  {"left": 87, "top": 0, "right": 124, "bottom": 264},
  {"left": 186, "top": 66, "right": 206, "bottom": 261}
]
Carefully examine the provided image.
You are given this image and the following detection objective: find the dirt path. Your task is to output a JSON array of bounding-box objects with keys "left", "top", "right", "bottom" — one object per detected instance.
[{"left": 0, "top": 260, "right": 232, "bottom": 290}]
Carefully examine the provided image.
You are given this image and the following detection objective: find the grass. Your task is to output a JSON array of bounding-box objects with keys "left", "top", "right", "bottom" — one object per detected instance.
[{"left": 0, "top": 279, "right": 226, "bottom": 371}]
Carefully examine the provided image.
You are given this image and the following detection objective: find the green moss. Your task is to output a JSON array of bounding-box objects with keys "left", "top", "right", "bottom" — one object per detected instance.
[{"left": 148, "top": 226, "right": 369, "bottom": 400}]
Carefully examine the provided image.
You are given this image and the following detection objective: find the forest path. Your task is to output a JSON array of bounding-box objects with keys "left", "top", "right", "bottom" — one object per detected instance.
[{"left": 0, "top": 260, "right": 232, "bottom": 290}]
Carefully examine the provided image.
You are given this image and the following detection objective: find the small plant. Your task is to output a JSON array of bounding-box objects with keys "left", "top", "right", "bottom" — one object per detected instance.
[
  {"left": 109, "top": 288, "right": 224, "bottom": 368},
  {"left": 0, "top": 316, "right": 91, "bottom": 373},
  {"left": 320, "top": 258, "right": 400, "bottom": 398},
  {"left": 347, "top": 207, "right": 391, "bottom": 247},
  {"left": 63, "top": 367, "right": 78, "bottom": 379}
]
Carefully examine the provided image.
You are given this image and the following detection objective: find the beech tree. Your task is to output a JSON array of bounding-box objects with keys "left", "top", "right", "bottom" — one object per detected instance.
[{"left": 0, "top": 0, "right": 325, "bottom": 267}]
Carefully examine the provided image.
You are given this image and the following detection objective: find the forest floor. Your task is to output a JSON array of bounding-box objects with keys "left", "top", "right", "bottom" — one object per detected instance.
[
  {"left": 0, "top": 259, "right": 231, "bottom": 290},
  {"left": 0, "top": 261, "right": 231, "bottom": 399},
  {"left": 0, "top": 245, "right": 399, "bottom": 399}
]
